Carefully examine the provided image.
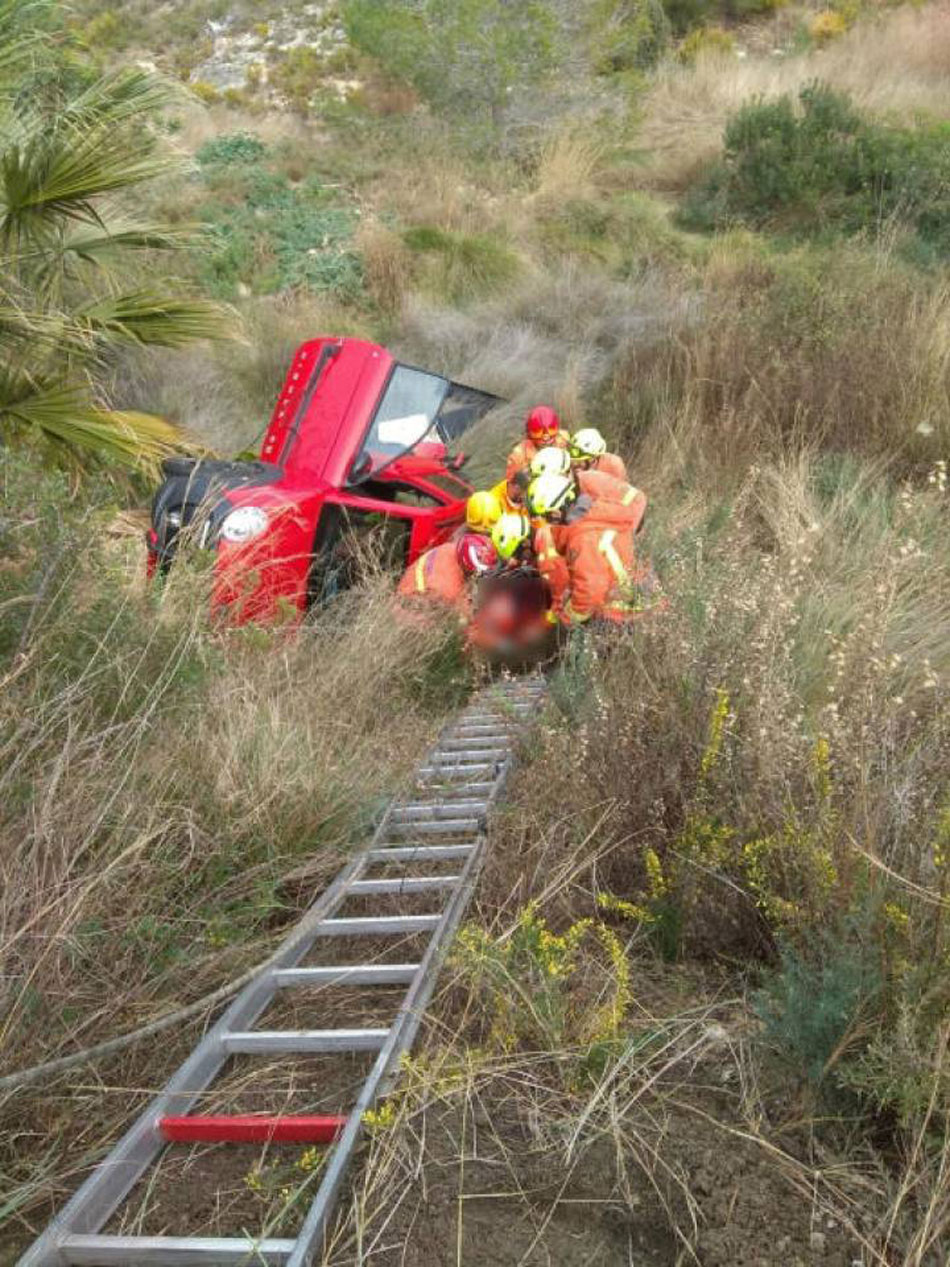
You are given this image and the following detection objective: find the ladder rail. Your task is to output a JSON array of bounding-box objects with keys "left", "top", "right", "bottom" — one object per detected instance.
[
  {"left": 18, "top": 677, "right": 546, "bottom": 1267},
  {"left": 287, "top": 713, "right": 529, "bottom": 1267}
]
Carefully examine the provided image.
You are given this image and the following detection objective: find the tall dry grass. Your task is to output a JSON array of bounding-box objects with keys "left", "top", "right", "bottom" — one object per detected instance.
[
  {"left": 0, "top": 470, "right": 466, "bottom": 1247},
  {"left": 639, "top": 3, "right": 950, "bottom": 188}
]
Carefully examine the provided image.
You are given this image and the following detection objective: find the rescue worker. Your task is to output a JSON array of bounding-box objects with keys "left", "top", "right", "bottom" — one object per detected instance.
[
  {"left": 529, "top": 446, "right": 641, "bottom": 516},
  {"left": 490, "top": 474, "right": 526, "bottom": 514},
  {"left": 569, "top": 428, "right": 629, "bottom": 483},
  {"left": 396, "top": 533, "right": 498, "bottom": 623},
  {"left": 527, "top": 471, "right": 654, "bottom": 627},
  {"left": 491, "top": 512, "right": 533, "bottom": 566},
  {"left": 505, "top": 406, "right": 571, "bottom": 488},
  {"left": 464, "top": 489, "right": 504, "bottom": 537}
]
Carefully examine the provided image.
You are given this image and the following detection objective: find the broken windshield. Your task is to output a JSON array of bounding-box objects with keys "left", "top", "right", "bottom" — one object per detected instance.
[{"left": 348, "top": 364, "right": 449, "bottom": 484}]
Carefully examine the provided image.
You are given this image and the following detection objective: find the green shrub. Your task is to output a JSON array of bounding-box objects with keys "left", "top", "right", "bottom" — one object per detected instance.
[
  {"left": 755, "top": 928, "right": 883, "bottom": 1087},
  {"left": 681, "top": 83, "right": 950, "bottom": 258},
  {"left": 195, "top": 153, "right": 362, "bottom": 299},
  {"left": 586, "top": 0, "right": 671, "bottom": 74},
  {"left": 270, "top": 45, "right": 325, "bottom": 116},
  {"left": 402, "top": 224, "right": 519, "bottom": 302},
  {"left": 196, "top": 131, "right": 267, "bottom": 166},
  {"left": 664, "top": 0, "right": 783, "bottom": 36}
]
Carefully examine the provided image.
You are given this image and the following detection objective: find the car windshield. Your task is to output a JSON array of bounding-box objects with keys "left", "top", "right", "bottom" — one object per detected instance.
[{"left": 348, "top": 365, "right": 449, "bottom": 484}]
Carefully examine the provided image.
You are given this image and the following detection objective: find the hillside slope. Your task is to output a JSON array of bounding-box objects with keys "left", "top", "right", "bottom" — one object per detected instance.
[{"left": 3, "top": 2, "right": 950, "bottom": 1263}]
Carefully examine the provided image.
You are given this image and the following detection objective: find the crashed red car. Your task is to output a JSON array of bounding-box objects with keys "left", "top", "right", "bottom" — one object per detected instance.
[{"left": 146, "top": 337, "right": 502, "bottom": 622}]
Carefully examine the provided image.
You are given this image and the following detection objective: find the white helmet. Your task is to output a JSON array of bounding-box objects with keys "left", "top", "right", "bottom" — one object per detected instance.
[
  {"left": 526, "top": 472, "right": 576, "bottom": 518},
  {"left": 529, "top": 446, "right": 572, "bottom": 479},
  {"left": 569, "top": 427, "right": 608, "bottom": 463}
]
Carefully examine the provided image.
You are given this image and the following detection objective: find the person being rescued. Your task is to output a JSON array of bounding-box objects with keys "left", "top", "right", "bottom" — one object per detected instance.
[
  {"left": 464, "top": 512, "right": 551, "bottom": 653},
  {"left": 526, "top": 469, "right": 662, "bottom": 627},
  {"left": 396, "top": 532, "right": 499, "bottom": 627},
  {"left": 505, "top": 405, "right": 571, "bottom": 489}
]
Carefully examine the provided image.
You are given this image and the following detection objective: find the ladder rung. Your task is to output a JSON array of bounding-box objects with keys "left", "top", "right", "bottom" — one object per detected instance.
[
  {"left": 389, "top": 818, "right": 481, "bottom": 836},
  {"left": 349, "top": 874, "right": 460, "bottom": 894},
  {"left": 368, "top": 844, "right": 475, "bottom": 861},
  {"left": 60, "top": 1235, "right": 295, "bottom": 1265},
  {"left": 417, "top": 761, "right": 495, "bottom": 777},
  {"left": 317, "top": 914, "right": 442, "bottom": 935},
  {"left": 159, "top": 1114, "right": 346, "bottom": 1144},
  {"left": 223, "top": 1028, "right": 389, "bottom": 1054},
  {"left": 453, "top": 726, "right": 510, "bottom": 739},
  {"left": 438, "top": 739, "right": 509, "bottom": 754},
  {"left": 390, "top": 801, "right": 487, "bottom": 820},
  {"left": 428, "top": 781, "right": 496, "bottom": 797},
  {"left": 273, "top": 963, "right": 420, "bottom": 987}
]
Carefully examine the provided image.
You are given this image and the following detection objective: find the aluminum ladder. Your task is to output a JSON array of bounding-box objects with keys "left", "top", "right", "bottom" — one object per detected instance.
[{"left": 19, "top": 675, "right": 546, "bottom": 1267}]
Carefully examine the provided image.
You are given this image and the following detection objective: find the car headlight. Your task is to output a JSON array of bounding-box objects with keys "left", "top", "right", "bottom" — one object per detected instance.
[{"left": 219, "top": 506, "right": 270, "bottom": 544}]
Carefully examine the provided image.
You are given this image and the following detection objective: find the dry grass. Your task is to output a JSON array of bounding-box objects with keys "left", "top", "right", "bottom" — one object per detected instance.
[
  {"left": 0, "top": 497, "right": 467, "bottom": 1250},
  {"left": 639, "top": 3, "right": 950, "bottom": 189},
  {"left": 533, "top": 126, "right": 606, "bottom": 209}
]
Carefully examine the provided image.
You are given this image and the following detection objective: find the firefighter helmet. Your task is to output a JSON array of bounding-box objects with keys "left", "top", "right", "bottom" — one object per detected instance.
[
  {"left": 491, "top": 512, "right": 531, "bottom": 561},
  {"left": 530, "top": 446, "right": 572, "bottom": 479},
  {"left": 457, "top": 533, "right": 499, "bottom": 575},
  {"left": 569, "top": 427, "right": 608, "bottom": 464},
  {"left": 526, "top": 472, "right": 576, "bottom": 518},
  {"left": 466, "top": 489, "right": 503, "bottom": 533},
  {"left": 525, "top": 405, "right": 561, "bottom": 443}
]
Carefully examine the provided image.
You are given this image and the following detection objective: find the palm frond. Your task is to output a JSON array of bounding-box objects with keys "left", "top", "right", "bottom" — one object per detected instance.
[
  {"left": 79, "top": 291, "right": 240, "bottom": 348},
  {"left": 0, "top": 1, "right": 51, "bottom": 89},
  {"left": 52, "top": 68, "right": 190, "bottom": 133},
  {"left": 60, "top": 219, "right": 212, "bottom": 260},
  {"left": 0, "top": 376, "right": 196, "bottom": 471},
  {"left": 0, "top": 301, "right": 93, "bottom": 359},
  {"left": 1, "top": 135, "right": 182, "bottom": 248}
]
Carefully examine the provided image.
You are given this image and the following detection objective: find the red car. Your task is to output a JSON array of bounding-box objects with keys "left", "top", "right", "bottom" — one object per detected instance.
[{"left": 147, "top": 337, "right": 501, "bottom": 622}]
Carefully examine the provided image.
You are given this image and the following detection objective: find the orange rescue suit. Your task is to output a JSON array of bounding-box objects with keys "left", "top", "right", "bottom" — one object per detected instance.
[
  {"left": 396, "top": 541, "right": 470, "bottom": 619},
  {"left": 505, "top": 432, "right": 571, "bottom": 485},
  {"left": 534, "top": 485, "right": 646, "bottom": 617},
  {"left": 552, "top": 493, "right": 649, "bottom": 624},
  {"left": 588, "top": 452, "right": 628, "bottom": 482}
]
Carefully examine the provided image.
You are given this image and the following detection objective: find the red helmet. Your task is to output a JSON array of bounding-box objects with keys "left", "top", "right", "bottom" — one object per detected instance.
[
  {"left": 457, "top": 533, "right": 499, "bottom": 576},
  {"left": 525, "top": 405, "right": 561, "bottom": 444}
]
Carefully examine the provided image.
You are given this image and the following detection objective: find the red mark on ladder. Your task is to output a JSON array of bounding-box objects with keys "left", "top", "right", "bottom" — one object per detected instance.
[{"left": 159, "top": 1115, "right": 346, "bottom": 1144}]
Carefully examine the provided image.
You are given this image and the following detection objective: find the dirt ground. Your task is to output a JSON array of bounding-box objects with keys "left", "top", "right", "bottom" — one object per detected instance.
[{"left": 324, "top": 1068, "right": 861, "bottom": 1267}]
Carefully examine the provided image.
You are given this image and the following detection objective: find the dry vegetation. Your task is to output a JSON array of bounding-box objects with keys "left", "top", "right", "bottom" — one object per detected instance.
[
  {"left": 639, "top": 2, "right": 950, "bottom": 188},
  {"left": 4, "top": 1, "right": 950, "bottom": 1263}
]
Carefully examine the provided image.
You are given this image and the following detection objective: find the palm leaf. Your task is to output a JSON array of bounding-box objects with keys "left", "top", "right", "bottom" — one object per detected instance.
[
  {"left": 0, "top": 0, "right": 51, "bottom": 88},
  {"left": 51, "top": 68, "right": 190, "bottom": 133},
  {"left": 0, "top": 378, "right": 199, "bottom": 471},
  {"left": 79, "top": 291, "right": 240, "bottom": 348},
  {"left": 0, "top": 300, "right": 93, "bottom": 358},
  {"left": 1, "top": 135, "right": 182, "bottom": 247}
]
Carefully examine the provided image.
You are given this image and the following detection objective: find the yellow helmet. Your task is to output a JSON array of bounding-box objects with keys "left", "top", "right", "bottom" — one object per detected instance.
[
  {"left": 466, "top": 489, "right": 503, "bottom": 533},
  {"left": 569, "top": 427, "right": 608, "bottom": 463},
  {"left": 529, "top": 446, "right": 572, "bottom": 479},
  {"left": 526, "top": 472, "right": 576, "bottom": 518},
  {"left": 491, "top": 512, "right": 531, "bottom": 561}
]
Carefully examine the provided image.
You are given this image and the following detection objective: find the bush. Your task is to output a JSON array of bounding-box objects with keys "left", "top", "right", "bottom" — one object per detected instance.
[
  {"left": 677, "top": 25, "right": 735, "bottom": 64},
  {"left": 681, "top": 83, "right": 950, "bottom": 258},
  {"left": 402, "top": 224, "right": 520, "bottom": 302},
  {"left": 755, "top": 929, "right": 883, "bottom": 1087},
  {"left": 196, "top": 131, "right": 267, "bottom": 166},
  {"left": 195, "top": 153, "right": 363, "bottom": 299}
]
